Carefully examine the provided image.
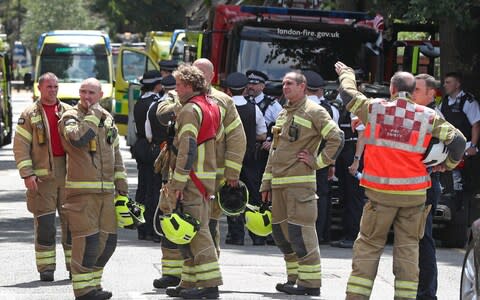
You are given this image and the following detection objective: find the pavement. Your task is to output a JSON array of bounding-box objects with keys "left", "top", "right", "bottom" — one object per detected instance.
[{"left": 0, "top": 90, "right": 466, "bottom": 299}]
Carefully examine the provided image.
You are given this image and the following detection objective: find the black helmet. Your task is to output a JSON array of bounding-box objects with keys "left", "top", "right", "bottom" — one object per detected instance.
[{"left": 217, "top": 181, "right": 248, "bottom": 216}]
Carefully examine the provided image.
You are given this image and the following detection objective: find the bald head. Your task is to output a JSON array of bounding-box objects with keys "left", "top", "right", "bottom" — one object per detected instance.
[
  {"left": 390, "top": 71, "right": 415, "bottom": 95},
  {"left": 79, "top": 77, "right": 103, "bottom": 109},
  {"left": 193, "top": 58, "right": 214, "bottom": 84}
]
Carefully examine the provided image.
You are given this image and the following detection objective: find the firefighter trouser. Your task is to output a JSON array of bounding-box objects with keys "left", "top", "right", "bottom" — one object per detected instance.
[
  {"left": 26, "top": 156, "right": 71, "bottom": 273},
  {"left": 271, "top": 187, "right": 321, "bottom": 288},
  {"left": 209, "top": 188, "right": 222, "bottom": 255},
  {"left": 178, "top": 182, "right": 222, "bottom": 289},
  {"left": 346, "top": 200, "right": 430, "bottom": 300},
  {"left": 63, "top": 193, "right": 117, "bottom": 298},
  {"left": 161, "top": 237, "right": 183, "bottom": 279}
]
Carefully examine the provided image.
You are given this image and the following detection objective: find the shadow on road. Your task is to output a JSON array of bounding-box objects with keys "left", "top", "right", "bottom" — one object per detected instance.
[{"left": 2, "top": 279, "right": 71, "bottom": 288}]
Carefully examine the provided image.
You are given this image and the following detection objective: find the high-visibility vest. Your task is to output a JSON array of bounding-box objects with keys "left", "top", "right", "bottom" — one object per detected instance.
[
  {"left": 361, "top": 96, "right": 435, "bottom": 193},
  {"left": 188, "top": 95, "right": 220, "bottom": 198}
]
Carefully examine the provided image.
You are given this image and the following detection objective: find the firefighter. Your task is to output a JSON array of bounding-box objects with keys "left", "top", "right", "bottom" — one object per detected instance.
[
  {"left": 260, "top": 71, "right": 344, "bottom": 296},
  {"left": 335, "top": 62, "right": 466, "bottom": 300},
  {"left": 13, "top": 72, "right": 72, "bottom": 282},
  {"left": 133, "top": 70, "right": 162, "bottom": 241},
  {"left": 193, "top": 58, "right": 246, "bottom": 250},
  {"left": 246, "top": 69, "right": 282, "bottom": 245},
  {"left": 304, "top": 70, "right": 339, "bottom": 245},
  {"left": 160, "top": 64, "right": 222, "bottom": 299},
  {"left": 59, "top": 78, "right": 128, "bottom": 300},
  {"left": 224, "top": 72, "right": 267, "bottom": 245}
]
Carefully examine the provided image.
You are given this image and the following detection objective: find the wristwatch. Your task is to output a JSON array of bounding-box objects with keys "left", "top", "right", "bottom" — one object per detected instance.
[
  {"left": 470, "top": 144, "right": 479, "bottom": 152},
  {"left": 354, "top": 155, "right": 361, "bottom": 161}
]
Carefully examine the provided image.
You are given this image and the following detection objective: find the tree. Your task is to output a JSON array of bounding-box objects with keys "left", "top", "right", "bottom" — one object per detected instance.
[{"left": 21, "top": 0, "right": 100, "bottom": 54}]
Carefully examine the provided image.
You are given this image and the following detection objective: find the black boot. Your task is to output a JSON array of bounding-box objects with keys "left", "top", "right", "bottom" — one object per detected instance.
[
  {"left": 153, "top": 275, "right": 181, "bottom": 289},
  {"left": 179, "top": 286, "right": 219, "bottom": 299},
  {"left": 275, "top": 281, "right": 295, "bottom": 293},
  {"left": 75, "top": 289, "right": 110, "bottom": 300},
  {"left": 97, "top": 289, "right": 112, "bottom": 299},
  {"left": 39, "top": 270, "right": 54, "bottom": 281},
  {"left": 281, "top": 284, "right": 320, "bottom": 296},
  {"left": 166, "top": 286, "right": 185, "bottom": 297}
]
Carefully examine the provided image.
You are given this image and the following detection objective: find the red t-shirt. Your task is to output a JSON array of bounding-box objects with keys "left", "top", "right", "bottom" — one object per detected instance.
[{"left": 42, "top": 103, "right": 65, "bottom": 157}]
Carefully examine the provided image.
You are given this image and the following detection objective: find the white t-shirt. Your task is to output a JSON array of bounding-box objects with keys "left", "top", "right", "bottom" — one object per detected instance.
[
  {"left": 233, "top": 95, "right": 267, "bottom": 136},
  {"left": 254, "top": 92, "right": 282, "bottom": 125},
  {"left": 439, "top": 90, "right": 480, "bottom": 125}
]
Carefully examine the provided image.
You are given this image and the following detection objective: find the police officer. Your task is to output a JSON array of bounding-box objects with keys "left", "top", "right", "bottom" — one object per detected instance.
[
  {"left": 59, "top": 78, "right": 128, "bottom": 300},
  {"left": 246, "top": 69, "right": 282, "bottom": 245},
  {"left": 224, "top": 72, "right": 267, "bottom": 245},
  {"left": 336, "top": 61, "right": 466, "bottom": 299},
  {"left": 260, "top": 71, "right": 344, "bottom": 296},
  {"left": 13, "top": 72, "right": 72, "bottom": 281},
  {"left": 413, "top": 74, "right": 443, "bottom": 300},
  {"left": 440, "top": 72, "right": 480, "bottom": 212},
  {"left": 133, "top": 70, "right": 162, "bottom": 241},
  {"left": 159, "top": 60, "right": 178, "bottom": 78},
  {"left": 304, "top": 70, "right": 339, "bottom": 245}
]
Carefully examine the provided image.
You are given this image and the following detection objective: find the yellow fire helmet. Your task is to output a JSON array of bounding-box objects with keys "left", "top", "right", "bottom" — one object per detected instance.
[
  {"left": 245, "top": 203, "right": 272, "bottom": 237},
  {"left": 160, "top": 208, "right": 201, "bottom": 245},
  {"left": 114, "top": 195, "right": 145, "bottom": 229},
  {"left": 217, "top": 180, "right": 248, "bottom": 216}
]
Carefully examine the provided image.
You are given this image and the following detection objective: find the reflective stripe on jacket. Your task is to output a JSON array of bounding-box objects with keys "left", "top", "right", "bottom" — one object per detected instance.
[
  {"left": 361, "top": 96, "right": 434, "bottom": 194},
  {"left": 59, "top": 104, "right": 128, "bottom": 197},
  {"left": 13, "top": 100, "right": 71, "bottom": 179}
]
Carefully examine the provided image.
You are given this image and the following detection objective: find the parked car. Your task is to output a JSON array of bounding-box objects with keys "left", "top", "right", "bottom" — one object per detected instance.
[{"left": 460, "top": 218, "right": 480, "bottom": 299}]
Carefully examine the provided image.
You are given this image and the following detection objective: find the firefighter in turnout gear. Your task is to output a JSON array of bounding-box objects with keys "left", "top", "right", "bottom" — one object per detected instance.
[
  {"left": 193, "top": 58, "right": 246, "bottom": 251},
  {"left": 59, "top": 78, "right": 128, "bottom": 300},
  {"left": 160, "top": 64, "right": 222, "bottom": 299},
  {"left": 13, "top": 72, "right": 72, "bottom": 282},
  {"left": 260, "top": 71, "right": 344, "bottom": 296},
  {"left": 335, "top": 62, "right": 466, "bottom": 300}
]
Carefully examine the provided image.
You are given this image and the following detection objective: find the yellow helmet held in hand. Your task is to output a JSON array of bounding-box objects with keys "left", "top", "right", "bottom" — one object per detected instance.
[
  {"left": 217, "top": 180, "right": 248, "bottom": 216},
  {"left": 114, "top": 195, "right": 145, "bottom": 229},
  {"left": 245, "top": 203, "right": 272, "bottom": 237},
  {"left": 160, "top": 204, "right": 200, "bottom": 244}
]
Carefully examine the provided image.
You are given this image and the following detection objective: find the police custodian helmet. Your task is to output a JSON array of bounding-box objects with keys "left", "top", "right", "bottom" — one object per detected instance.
[
  {"left": 217, "top": 180, "right": 248, "bottom": 216},
  {"left": 114, "top": 195, "right": 145, "bottom": 229},
  {"left": 245, "top": 203, "right": 272, "bottom": 237}
]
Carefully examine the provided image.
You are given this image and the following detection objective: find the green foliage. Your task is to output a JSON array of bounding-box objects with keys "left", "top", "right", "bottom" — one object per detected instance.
[
  {"left": 91, "top": 0, "right": 190, "bottom": 38},
  {"left": 21, "top": 0, "right": 100, "bottom": 54},
  {"left": 403, "top": 0, "right": 477, "bottom": 29}
]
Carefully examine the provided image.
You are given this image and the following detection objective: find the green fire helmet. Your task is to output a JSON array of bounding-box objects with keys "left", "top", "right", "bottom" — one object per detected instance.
[
  {"left": 217, "top": 180, "right": 248, "bottom": 216},
  {"left": 245, "top": 203, "right": 272, "bottom": 237},
  {"left": 114, "top": 195, "right": 145, "bottom": 229},
  {"left": 160, "top": 210, "right": 200, "bottom": 245}
]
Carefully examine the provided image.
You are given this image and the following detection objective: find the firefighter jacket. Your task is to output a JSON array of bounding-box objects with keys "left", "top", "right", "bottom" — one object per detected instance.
[
  {"left": 260, "top": 97, "right": 344, "bottom": 192},
  {"left": 209, "top": 87, "right": 246, "bottom": 183},
  {"left": 170, "top": 92, "right": 220, "bottom": 195},
  {"left": 338, "top": 67, "right": 466, "bottom": 207},
  {"left": 59, "top": 103, "right": 128, "bottom": 197},
  {"left": 14, "top": 100, "right": 72, "bottom": 180}
]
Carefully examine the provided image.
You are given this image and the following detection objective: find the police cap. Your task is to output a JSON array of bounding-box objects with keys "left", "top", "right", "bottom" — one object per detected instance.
[
  {"left": 161, "top": 75, "right": 176, "bottom": 89},
  {"left": 159, "top": 60, "right": 178, "bottom": 72},
  {"left": 225, "top": 72, "right": 248, "bottom": 90},
  {"left": 303, "top": 70, "right": 325, "bottom": 90},
  {"left": 246, "top": 70, "right": 268, "bottom": 84},
  {"left": 140, "top": 70, "right": 162, "bottom": 85}
]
